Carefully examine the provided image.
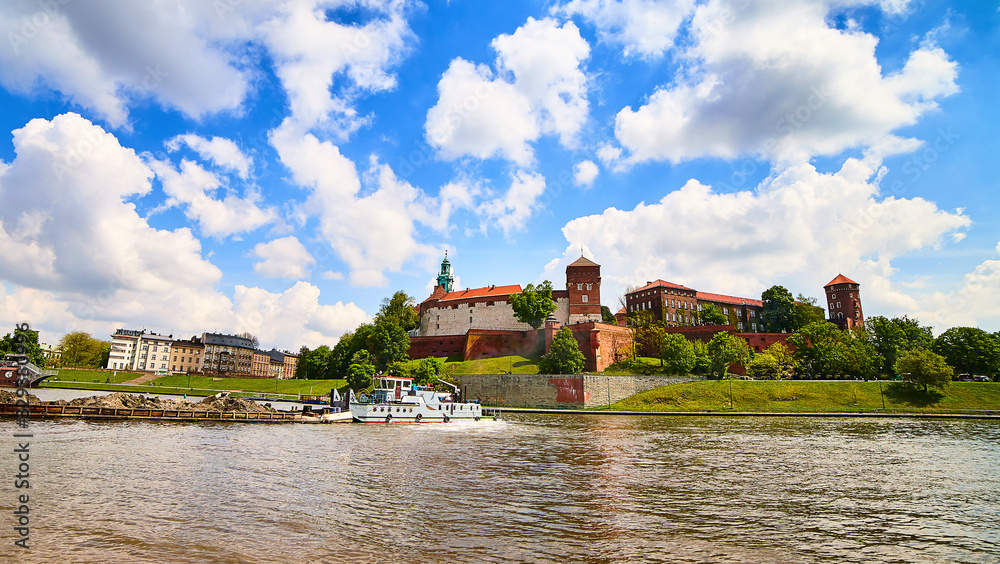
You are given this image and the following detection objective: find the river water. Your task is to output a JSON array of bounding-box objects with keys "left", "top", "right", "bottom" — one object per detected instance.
[{"left": 3, "top": 414, "right": 998, "bottom": 563}]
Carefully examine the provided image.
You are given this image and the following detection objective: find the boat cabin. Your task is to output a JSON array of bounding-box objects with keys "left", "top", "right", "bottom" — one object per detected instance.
[{"left": 371, "top": 377, "right": 413, "bottom": 402}]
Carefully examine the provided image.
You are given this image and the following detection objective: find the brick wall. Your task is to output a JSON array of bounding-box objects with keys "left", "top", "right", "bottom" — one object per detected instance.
[
  {"left": 458, "top": 373, "right": 701, "bottom": 407},
  {"left": 418, "top": 296, "right": 571, "bottom": 337}
]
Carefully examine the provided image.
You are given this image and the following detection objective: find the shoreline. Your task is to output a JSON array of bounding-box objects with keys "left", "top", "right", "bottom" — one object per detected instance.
[{"left": 499, "top": 407, "right": 1000, "bottom": 419}]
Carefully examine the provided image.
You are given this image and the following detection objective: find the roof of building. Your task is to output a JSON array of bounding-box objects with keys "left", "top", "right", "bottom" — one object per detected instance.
[
  {"left": 628, "top": 279, "right": 696, "bottom": 294},
  {"left": 267, "top": 349, "right": 285, "bottom": 363},
  {"left": 696, "top": 291, "right": 764, "bottom": 307},
  {"left": 434, "top": 284, "right": 523, "bottom": 303},
  {"left": 824, "top": 274, "right": 859, "bottom": 287},
  {"left": 567, "top": 256, "right": 599, "bottom": 268},
  {"left": 203, "top": 332, "right": 255, "bottom": 349}
]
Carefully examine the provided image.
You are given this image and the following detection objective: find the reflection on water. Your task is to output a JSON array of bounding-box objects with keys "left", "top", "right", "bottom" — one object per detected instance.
[{"left": 4, "top": 415, "right": 999, "bottom": 563}]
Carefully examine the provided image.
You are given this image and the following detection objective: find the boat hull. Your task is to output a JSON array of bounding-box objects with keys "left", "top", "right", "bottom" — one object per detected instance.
[{"left": 350, "top": 401, "right": 484, "bottom": 423}]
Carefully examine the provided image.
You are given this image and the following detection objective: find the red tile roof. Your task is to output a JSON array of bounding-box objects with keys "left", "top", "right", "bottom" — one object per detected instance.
[
  {"left": 696, "top": 291, "right": 763, "bottom": 307},
  {"left": 824, "top": 274, "right": 858, "bottom": 287},
  {"left": 629, "top": 279, "right": 695, "bottom": 293},
  {"left": 436, "top": 284, "right": 523, "bottom": 302}
]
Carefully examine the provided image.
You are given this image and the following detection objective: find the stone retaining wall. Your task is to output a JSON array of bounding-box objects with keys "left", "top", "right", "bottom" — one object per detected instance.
[{"left": 457, "top": 373, "right": 702, "bottom": 408}]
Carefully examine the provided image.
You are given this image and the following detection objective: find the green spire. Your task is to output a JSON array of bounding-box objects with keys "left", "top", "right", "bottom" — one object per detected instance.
[{"left": 436, "top": 251, "right": 454, "bottom": 293}]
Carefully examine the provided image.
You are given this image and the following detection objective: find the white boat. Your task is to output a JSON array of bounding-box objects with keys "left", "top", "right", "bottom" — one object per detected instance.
[{"left": 349, "top": 376, "right": 492, "bottom": 423}]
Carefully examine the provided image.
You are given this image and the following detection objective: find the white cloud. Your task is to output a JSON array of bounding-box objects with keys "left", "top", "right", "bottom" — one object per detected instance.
[
  {"left": 556, "top": 0, "right": 696, "bottom": 58},
  {"left": 166, "top": 134, "right": 252, "bottom": 178},
  {"left": 0, "top": 113, "right": 372, "bottom": 351},
  {"left": 573, "top": 160, "right": 599, "bottom": 187},
  {"left": 0, "top": 1, "right": 248, "bottom": 127},
  {"left": 149, "top": 159, "right": 277, "bottom": 238},
  {"left": 425, "top": 17, "right": 590, "bottom": 165},
  {"left": 259, "top": 0, "right": 414, "bottom": 134},
  {"left": 477, "top": 170, "right": 547, "bottom": 236},
  {"left": 252, "top": 236, "right": 316, "bottom": 279},
  {"left": 231, "top": 282, "right": 368, "bottom": 349},
  {"left": 612, "top": 0, "right": 959, "bottom": 164},
  {"left": 551, "top": 156, "right": 971, "bottom": 326},
  {"left": 270, "top": 119, "right": 439, "bottom": 287}
]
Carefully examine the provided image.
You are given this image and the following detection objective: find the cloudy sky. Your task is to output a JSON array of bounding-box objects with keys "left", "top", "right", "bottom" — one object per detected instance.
[{"left": 0, "top": 0, "right": 997, "bottom": 350}]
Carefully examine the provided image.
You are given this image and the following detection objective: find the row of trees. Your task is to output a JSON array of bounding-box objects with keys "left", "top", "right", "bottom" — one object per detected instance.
[{"left": 0, "top": 328, "right": 110, "bottom": 369}]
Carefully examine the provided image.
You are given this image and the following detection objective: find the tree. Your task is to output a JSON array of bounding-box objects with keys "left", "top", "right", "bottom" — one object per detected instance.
[
  {"left": 367, "top": 321, "right": 410, "bottom": 373},
  {"left": 761, "top": 285, "right": 795, "bottom": 332},
  {"left": 792, "top": 294, "right": 826, "bottom": 330},
  {"left": 895, "top": 348, "right": 952, "bottom": 392},
  {"left": 238, "top": 332, "right": 260, "bottom": 349},
  {"left": 59, "top": 331, "right": 109, "bottom": 368},
  {"left": 659, "top": 333, "right": 696, "bottom": 375},
  {"left": 788, "top": 321, "right": 878, "bottom": 379},
  {"left": 601, "top": 305, "right": 617, "bottom": 324},
  {"left": 699, "top": 303, "right": 727, "bottom": 325},
  {"left": 509, "top": 281, "right": 558, "bottom": 329},
  {"left": 296, "top": 345, "right": 331, "bottom": 379},
  {"left": 539, "top": 327, "right": 585, "bottom": 374},
  {"left": 706, "top": 332, "right": 751, "bottom": 379},
  {"left": 746, "top": 353, "right": 781, "bottom": 379},
  {"left": 932, "top": 327, "right": 1000, "bottom": 377},
  {"left": 410, "top": 357, "right": 443, "bottom": 386},
  {"left": 0, "top": 325, "right": 45, "bottom": 367},
  {"left": 376, "top": 291, "right": 419, "bottom": 332},
  {"left": 346, "top": 350, "right": 376, "bottom": 390},
  {"left": 690, "top": 340, "right": 711, "bottom": 374},
  {"left": 865, "top": 315, "right": 934, "bottom": 375}
]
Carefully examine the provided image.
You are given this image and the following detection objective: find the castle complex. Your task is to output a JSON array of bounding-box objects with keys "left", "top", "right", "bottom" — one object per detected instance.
[{"left": 409, "top": 254, "right": 865, "bottom": 372}]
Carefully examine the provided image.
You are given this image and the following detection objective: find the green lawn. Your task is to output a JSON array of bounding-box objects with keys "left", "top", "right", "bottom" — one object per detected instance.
[
  {"left": 45, "top": 368, "right": 144, "bottom": 384},
  {"left": 39, "top": 371, "right": 347, "bottom": 399},
  {"left": 602, "top": 380, "right": 1000, "bottom": 414},
  {"left": 149, "top": 374, "right": 347, "bottom": 397},
  {"left": 438, "top": 354, "right": 540, "bottom": 375}
]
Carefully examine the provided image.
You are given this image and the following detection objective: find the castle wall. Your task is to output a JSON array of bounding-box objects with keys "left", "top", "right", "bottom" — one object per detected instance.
[
  {"left": 419, "top": 296, "right": 570, "bottom": 337},
  {"left": 458, "top": 373, "right": 701, "bottom": 407}
]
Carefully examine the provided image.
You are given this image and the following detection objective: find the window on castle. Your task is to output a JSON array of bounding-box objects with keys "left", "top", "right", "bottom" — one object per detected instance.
[
  {"left": 831, "top": 294, "right": 836, "bottom": 299},
  {"left": 577, "top": 283, "right": 583, "bottom": 290},
  {"left": 837, "top": 302, "right": 841, "bottom": 309},
  {"left": 582, "top": 295, "right": 588, "bottom": 302},
  {"left": 723, "top": 308, "right": 729, "bottom": 315}
]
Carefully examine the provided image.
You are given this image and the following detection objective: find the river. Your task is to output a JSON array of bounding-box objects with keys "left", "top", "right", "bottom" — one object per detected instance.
[{"left": 3, "top": 414, "right": 998, "bottom": 563}]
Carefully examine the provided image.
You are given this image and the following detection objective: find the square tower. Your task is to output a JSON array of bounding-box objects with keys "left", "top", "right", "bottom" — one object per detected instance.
[{"left": 566, "top": 256, "right": 601, "bottom": 324}]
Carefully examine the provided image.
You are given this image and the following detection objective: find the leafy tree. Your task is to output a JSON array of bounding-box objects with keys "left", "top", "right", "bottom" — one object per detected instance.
[
  {"left": 659, "top": 333, "right": 696, "bottom": 375},
  {"left": 706, "top": 332, "right": 752, "bottom": 379},
  {"left": 788, "top": 321, "right": 878, "bottom": 379},
  {"left": 895, "top": 348, "right": 952, "bottom": 392},
  {"left": 747, "top": 353, "right": 781, "bottom": 379},
  {"left": 410, "top": 357, "right": 443, "bottom": 386},
  {"left": 346, "top": 350, "right": 376, "bottom": 390},
  {"left": 367, "top": 321, "right": 410, "bottom": 372},
  {"left": 296, "top": 345, "right": 331, "bottom": 379},
  {"left": 932, "top": 327, "right": 1000, "bottom": 377},
  {"left": 763, "top": 342, "right": 796, "bottom": 369},
  {"left": 376, "top": 291, "right": 419, "bottom": 332},
  {"left": 761, "top": 285, "right": 795, "bottom": 332},
  {"left": 865, "top": 315, "right": 934, "bottom": 375},
  {"left": 699, "top": 303, "right": 727, "bottom": 325},
  {"left": 59, "top": 331, "right": 109, "bottom": 368},
  {"left": 792, "top": 294, "right": 826, "bottom": 330},
  {"left": 0, "top": 325, "right": 45, "bottom": 367},
  {"left": 690, "top": 340, "right": 711, "bottom": 374},
  {"left": 601, "top": 305, "right": 617, "bottom": 324},
  {"left": 539, "top": 327, "right": 585, "bottom": 374},
  {"left": 509, "top": 281, "right": 558, "bottom": 329}
]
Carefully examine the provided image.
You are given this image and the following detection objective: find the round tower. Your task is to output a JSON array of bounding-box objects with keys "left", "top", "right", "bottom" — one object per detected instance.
[{"left": 824, "top": 274, "right": 863, "bottom": 330}]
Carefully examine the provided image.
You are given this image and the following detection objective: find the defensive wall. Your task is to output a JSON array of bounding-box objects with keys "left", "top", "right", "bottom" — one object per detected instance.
[{"left": 457, "top": 374, "right": 702, "bottom": 408}]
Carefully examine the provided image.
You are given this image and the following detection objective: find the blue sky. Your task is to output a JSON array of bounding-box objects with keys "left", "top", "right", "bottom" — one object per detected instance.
[{"left": 0, "top": 0, "right": 997, "bottom": 350}]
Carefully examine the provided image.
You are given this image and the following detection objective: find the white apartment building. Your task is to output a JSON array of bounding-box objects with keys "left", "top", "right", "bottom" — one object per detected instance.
[
  {"left": 107, "top": 329, "right": 142, "bottom": 370},
  {"left": 106, "top": 329, "right": 174, "bottom": 373}
]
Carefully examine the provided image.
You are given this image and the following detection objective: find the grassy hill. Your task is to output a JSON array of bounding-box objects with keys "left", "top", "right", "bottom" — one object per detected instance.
[{"left": 602, "top": 380, "right": 1000, "bottom": 414}]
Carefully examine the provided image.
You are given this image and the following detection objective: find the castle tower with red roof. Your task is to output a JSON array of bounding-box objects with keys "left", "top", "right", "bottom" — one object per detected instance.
[
  {"left": 566, "top": 255, "right": 602, "bottom": 324},
  {"left": 824, "top": 274, "right": 864, "bottom": 330}
]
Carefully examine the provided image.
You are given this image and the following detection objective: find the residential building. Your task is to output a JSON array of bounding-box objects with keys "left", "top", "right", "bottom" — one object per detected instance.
[
  {"left": 282, "top": 351, "right": 299, "bottom": 379},
  {"left": 107, "top": 329, "right": 142, "bottom": 370},
  {"left": 170, "top": 336, "right": 204, "bottom": 374},
  {"left": 135, "top": 332, "right": 173, "bottom": 373},
  {"left": 201, "top": 333, "right": 254, "bottom": 377},
  {"left": 251, "top": 349, "right": 270, "bottom": 378}
]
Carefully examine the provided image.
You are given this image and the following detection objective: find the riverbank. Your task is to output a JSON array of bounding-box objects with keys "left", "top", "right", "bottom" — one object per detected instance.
[
  {"left": 40, "top": 372, "right": 347, "bottom": 401},
  {"left": 600, "top": 380, "right": 1000, "bottom": 415}
]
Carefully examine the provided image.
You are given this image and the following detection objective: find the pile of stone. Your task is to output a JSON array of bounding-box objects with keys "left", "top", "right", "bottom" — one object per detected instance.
[
  {"left": 56, "top": 392, "right": 275, "bottom": 413},
  {"left": 0, "top": 390, "right": 39, "bottom": 404}
]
